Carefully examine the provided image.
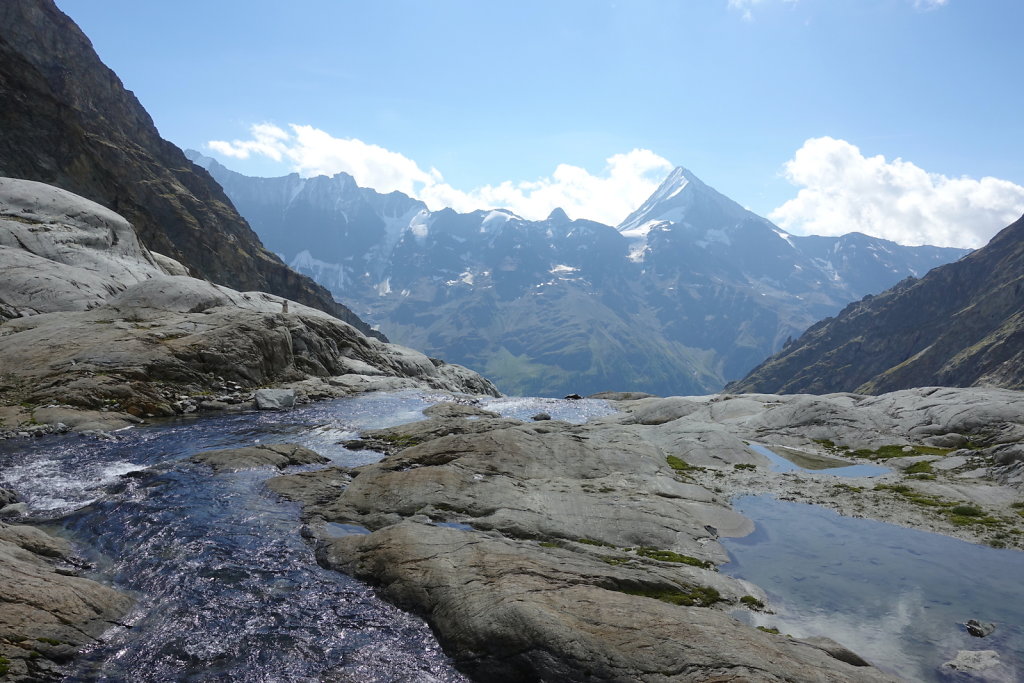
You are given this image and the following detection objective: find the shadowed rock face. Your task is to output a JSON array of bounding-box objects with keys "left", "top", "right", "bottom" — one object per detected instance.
[
  {"left": 731, "top": 215, "right": 1024, "bottom": 394},
  {"left": 0, "top": 0, "right": 379, "bottom": 338}
]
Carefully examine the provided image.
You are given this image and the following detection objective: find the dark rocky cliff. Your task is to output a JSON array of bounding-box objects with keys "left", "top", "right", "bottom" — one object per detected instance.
[
  {"left": 730, "top": 214, "right": 1024, "bottom": 394},
  {"left": 0, "top": 0, "right": 380, "bottom": 338}
]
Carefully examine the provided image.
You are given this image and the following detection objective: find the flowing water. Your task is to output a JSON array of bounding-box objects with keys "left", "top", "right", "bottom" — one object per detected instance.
[
  {"left": 2, "top": 391, "right": 1020, "bottom": 681},
  {"left": 0, "top": 391, "right": 472, "bottom": 682},
  {"left": 0, "top": 391, "right": 614, "bottom": 681}
]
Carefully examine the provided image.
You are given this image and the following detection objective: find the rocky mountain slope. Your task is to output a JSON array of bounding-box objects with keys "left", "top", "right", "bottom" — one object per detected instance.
[
  {"left": 191, "top": 151, "right": 967, "bottom": 396},
  {"left": 731, "top": 214, "right": 1024, "bottom": 394},
  {"left": 0, "top": 178, "right": 497, "bottom": 434},
  {"left": 0, "top": 0, "right": 377, "bottom": 337}
]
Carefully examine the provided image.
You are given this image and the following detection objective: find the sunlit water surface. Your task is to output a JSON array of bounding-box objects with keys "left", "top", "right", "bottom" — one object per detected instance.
[
  {"left": 4, "top": 392, "right": 1019, "bottom": 682},
  {"left": 721, "top": 495, "right": 1024, "bottom": 682},
  {"left": 0, "top": 391, "right": 471, "bottom": 682},
  {"left": 0, "top": 391, "right": 612, "bottom": 681}
]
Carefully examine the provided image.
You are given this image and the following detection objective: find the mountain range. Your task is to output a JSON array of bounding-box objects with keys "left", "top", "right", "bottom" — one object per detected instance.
[{"left": 190, "top": 151, "right": 967, "bottom": 396}]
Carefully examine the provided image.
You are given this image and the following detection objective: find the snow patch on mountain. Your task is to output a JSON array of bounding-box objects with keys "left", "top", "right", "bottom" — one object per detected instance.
[
  {"left": 481, "top": 210, "right": 516, "bottom": 233},
  {"left": 290, "top": 250, "right": 346, "bottom": 291}
]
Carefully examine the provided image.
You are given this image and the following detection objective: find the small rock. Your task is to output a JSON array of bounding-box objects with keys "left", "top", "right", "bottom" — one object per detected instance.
[
  {"left": 943, "top": 650, "right": 1000, "bottom": 672},
  {"left": 254, "top": 388, "right": 296, "bottom": 410},
  {"left": 563, "top": 393, "right": 583, "bottom": 400},
  {"left": 0, "top": 502, "right": 30, "bottom": 517},
  {"left": 531, "top": 412, "right": 552, "bottom": 421},
  {"left": 0, "top": 487, "right": 18, "bottom": 507},
  {"left": 965, "top": 619, "right": 996, "bottom": 637}
]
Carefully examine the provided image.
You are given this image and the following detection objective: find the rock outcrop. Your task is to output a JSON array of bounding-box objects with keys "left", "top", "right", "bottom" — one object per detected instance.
[
  {"left": 0, "top": 178, "right": 498, "bottom": 432},
  {"left": 263, "top": 385, "right": 1024, "bottom": 681},
  {"left": 0, "top": 0, "right": 377, "bottom": 336},
  {"left": 268, "top": 402, "right": 923, "bottom": 682},
  {"left": 0, "top": 522, "right": 131, "bottom": 680},
  {"left": 731, "top": 214, "right": 1024, "bottom": 394}
]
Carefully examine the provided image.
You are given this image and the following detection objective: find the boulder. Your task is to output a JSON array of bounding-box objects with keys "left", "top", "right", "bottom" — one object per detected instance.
[
  {"left": 965, "top": 619, "right": 996, "bottom": 637},
  {"left": 254, "top": 388, "right": 296, "bottom": 411},
  {"left": 190, "top": 443, "right": 329, "bottom": 473},
  {"left": 0, "top": 488, "right": 17, "bottom": 507},
  {"left": 274, "top": 411, "right": 895, "bottom": 682}
]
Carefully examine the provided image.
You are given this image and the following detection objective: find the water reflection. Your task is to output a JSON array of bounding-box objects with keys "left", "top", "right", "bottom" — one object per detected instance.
[
  {"left": 721, "top": 495, "right": 1024, "bottom": 681},
  {"left": 749, "top": 443, "right": 891, "bottom": 477}
]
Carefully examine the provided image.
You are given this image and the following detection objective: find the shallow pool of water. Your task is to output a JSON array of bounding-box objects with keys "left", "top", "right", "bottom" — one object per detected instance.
[
  {"left": 749, "top": 443, "right": 891, "bottom": 477},
  {"left": 721, "top": 495, "right": 1024, "bottom": 681}
]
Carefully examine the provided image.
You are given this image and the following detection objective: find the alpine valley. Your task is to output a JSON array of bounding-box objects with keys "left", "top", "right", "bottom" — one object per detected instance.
[{"left": 189, "top": 151, "right": 967, "bottom": 397}]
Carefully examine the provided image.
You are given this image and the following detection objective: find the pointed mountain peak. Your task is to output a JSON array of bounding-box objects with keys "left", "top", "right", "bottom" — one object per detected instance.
[
  {"left": 547, "top": 207, "right": 571, "bottom": 224},
  {"left": 617, "top": 164, "right": 756, "bottom": 233}
]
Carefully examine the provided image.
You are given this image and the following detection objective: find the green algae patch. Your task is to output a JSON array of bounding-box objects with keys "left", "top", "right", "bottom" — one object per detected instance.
[
  {"left": 904, "top": 461, "right": 934, "bottom": 475},
  {"left": 620, "top": 585, "right": 722, "bottom": 607},
  {"left": 854, "top": 444, "right": 952, "bottom": 460},
  {"left": 740, "top": 595, "right": 765, "bottom": 609},
  {"left": 875, "top": 485, "right": 1006, "bottom": 528},
  {"left": 666, "top": 455, "right": 696, "bottom": 471},
  {"left": 635, "top": 547, "right": 713, "bottom": 569}
]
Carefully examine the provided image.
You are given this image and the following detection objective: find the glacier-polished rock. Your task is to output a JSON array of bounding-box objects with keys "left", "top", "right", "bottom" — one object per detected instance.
[{"left": 0, "top": 178, "right": 498, "bottom": 433}]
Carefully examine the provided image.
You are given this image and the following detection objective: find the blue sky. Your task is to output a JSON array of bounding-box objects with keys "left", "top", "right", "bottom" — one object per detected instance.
[{"left": 56, "top": 0, "right": 1024, "bottom": 247}]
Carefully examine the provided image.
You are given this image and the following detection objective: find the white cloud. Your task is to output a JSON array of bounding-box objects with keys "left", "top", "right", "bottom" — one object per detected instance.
[
  {"left": 207, "top": 124, "right": 673, "bottom": 225},
  {"left": 208, "top": 124, "right": 438, "bottom": 197},
  {"left": 913, "top": 0, "right": 949, "bottom": 10},
  {"left": 770, "top": 137, "right": 1024, "bottom": 248}
]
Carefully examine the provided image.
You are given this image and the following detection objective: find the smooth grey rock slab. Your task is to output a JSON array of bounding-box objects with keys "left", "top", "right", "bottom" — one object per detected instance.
[{"left": 190, "top": 443, "right": 328, "bottom": 473}]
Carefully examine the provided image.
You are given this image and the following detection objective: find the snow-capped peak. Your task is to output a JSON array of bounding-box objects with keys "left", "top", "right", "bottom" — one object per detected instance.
[
  {"left": 617, "top": 166, "right": 705, "bottom": 232},
  {"left": 617, "top": 165, "right": 764, "bottom": 238}
]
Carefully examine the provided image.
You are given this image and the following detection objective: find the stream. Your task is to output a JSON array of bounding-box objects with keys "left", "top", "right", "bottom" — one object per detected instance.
[
  {"left": 0, "top": 392, "right": 614, "bottom": 681},
  {"left": 1, "top": 393, "right": 1021, "bottom": 681},
  {"left": 0, "top": 391, "right": 470, "bottom": 682}
]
